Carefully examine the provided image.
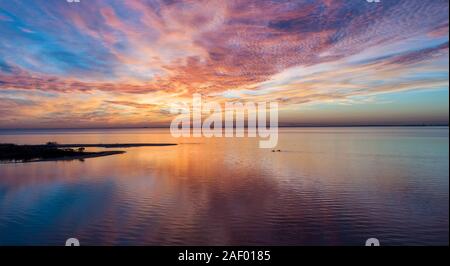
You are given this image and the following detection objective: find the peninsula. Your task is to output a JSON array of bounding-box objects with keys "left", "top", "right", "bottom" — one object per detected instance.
[{"left": 0, "top": 142, "right": 177, "bottom": 163}]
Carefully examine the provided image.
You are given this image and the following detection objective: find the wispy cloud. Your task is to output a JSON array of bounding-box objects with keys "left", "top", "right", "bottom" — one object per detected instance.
[{"left": 0, "top": 0, "right": 448, "bottom": 127}]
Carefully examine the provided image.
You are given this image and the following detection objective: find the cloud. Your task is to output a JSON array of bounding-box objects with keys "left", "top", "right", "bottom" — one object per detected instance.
[
  {"left": 0, "top": 0, "right": 448, "bottom": 127},
  {"left": 104, "top": 100, "right": 157, "bottom": 109}
]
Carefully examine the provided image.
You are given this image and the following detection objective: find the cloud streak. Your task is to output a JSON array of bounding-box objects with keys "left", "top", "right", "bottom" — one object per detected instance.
[{"left": 0, "top": 0, "right": 448, "bottom": 127}]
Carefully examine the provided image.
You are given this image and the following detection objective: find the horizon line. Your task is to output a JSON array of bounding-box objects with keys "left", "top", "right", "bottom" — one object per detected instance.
[{"left": 0, "top": 124, "right": 448, "bottom": 131}]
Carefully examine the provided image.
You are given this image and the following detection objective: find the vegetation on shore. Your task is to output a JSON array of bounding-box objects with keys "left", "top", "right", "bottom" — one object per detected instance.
[
  {"left": 0, "top": 142, "right": 177, "bottom": 163},
  {"left": 0, "top": 143, "right": 120, "bottom": 163}
]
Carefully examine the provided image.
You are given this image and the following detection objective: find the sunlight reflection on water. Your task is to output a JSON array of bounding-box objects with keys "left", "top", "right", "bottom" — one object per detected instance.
[{"left": 0, "top": 127, "right": 448, "bottom": 245}]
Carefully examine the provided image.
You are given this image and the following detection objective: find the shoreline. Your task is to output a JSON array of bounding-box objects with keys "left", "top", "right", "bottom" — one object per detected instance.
[
  {"left": 55, "top": 143, "right": 177, "bottom": 148},
  {"left": 0, "top": 143, "right": 177, "bottom": 164},
  {"left": 0, "top": 150, "right": 126, "bottom": 164}
]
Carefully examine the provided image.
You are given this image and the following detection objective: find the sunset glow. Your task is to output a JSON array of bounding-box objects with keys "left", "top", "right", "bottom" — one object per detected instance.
[{"left": 0, "top": 0, "right": 448, "bottom": 128}]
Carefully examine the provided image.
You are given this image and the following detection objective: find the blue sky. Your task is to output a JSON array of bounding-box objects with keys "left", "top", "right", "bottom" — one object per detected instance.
[{"left": 0, "top": 0, "right": 448, "bottom": 128}]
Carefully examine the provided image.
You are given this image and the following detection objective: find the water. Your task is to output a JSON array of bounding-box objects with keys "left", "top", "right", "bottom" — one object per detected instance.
[{"left": 0, "top": 127, "right": 448, "bottom": 245}]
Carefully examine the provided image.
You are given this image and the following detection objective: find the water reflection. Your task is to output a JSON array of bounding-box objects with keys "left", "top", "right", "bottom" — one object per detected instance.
[{"left": 0, "top": 127, "right": 448, "bottom": 245}]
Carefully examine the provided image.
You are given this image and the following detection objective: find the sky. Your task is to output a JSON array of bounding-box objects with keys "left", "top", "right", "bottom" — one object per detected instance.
[{"left": 0, "top": 0, "right": 448, "bottom": 128}]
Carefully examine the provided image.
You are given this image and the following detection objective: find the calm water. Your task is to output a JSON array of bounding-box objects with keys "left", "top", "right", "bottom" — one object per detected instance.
[{"left": 0, "top": 127, "right": 448, "bottom": 246}]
